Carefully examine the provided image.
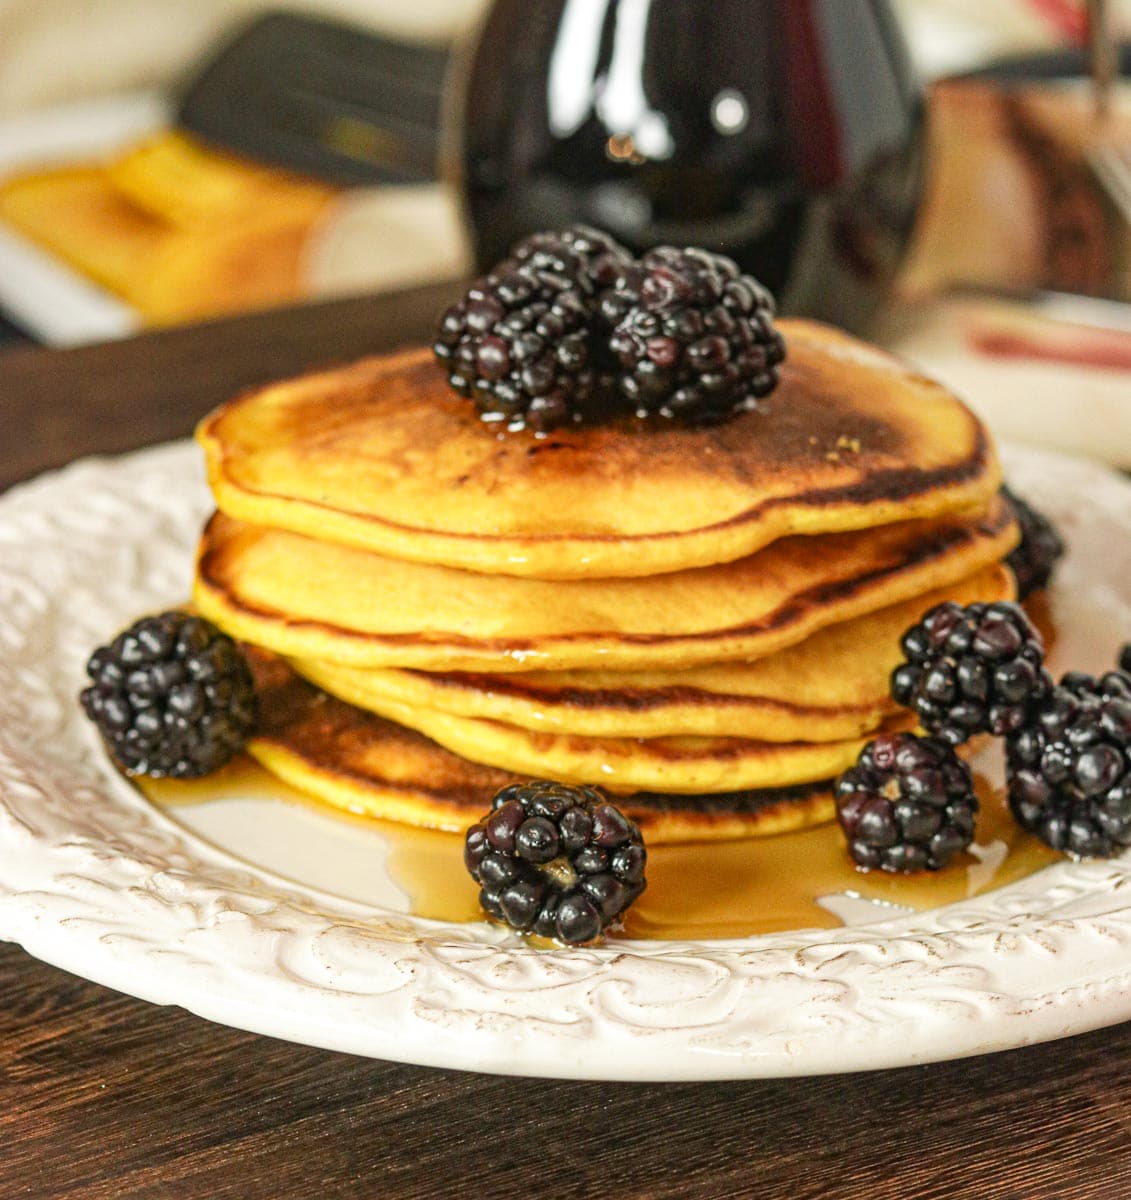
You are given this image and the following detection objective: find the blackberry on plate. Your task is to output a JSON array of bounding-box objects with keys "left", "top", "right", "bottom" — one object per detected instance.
[
  {"left": 1120, "top": 644, "right": 1131, "bottom": 675},
  {"left": 463, "top": 779, "right": 647, "bottom": 944},
  {"left": 891, "top": 601, "right": 1050, "bottom": 745},
  {"left": 1001, "top": 484, "right": 1064, "bottom": 599},
  {"left": 432, "top": 226, "right": 631, "bottom": 432},
  {"left": 81, "top": 611, "right": 257, "bottom": 778},
  {"left": 604, "top": 245, "right": 786, "bottom": 423},
  {"left": 1006, "top": 671, "right": 1131, "bottom": 858},
  {"left": 835, "top": 732, "right": 978, "bottom": 872}
]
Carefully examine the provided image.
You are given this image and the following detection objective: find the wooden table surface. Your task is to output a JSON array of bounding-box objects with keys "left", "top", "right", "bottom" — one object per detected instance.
[{"left": 2, "top": 287, "right": 1130, "bottom": 1200}]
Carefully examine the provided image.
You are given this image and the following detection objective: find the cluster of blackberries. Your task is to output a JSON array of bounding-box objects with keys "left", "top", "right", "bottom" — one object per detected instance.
[
  {"left": 81, "top": 611, "right": 256, "bottom": 778},
  {"left": 463, "top": 780, "right": 646, "bottom": 945},
  {"left": 838, "top": 596, "right": 1049, "bottom": 873},
  {"left": 838, "top": 497, "right": 1129, "bottom": 871},
  {"left": 434, "top": 227, "right": 785, "bottom": 431}
]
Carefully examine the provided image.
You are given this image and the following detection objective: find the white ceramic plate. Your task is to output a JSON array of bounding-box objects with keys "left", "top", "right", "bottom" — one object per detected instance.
[{"left": 1, "top": 441, "right": 1130, "bottom": 1081}]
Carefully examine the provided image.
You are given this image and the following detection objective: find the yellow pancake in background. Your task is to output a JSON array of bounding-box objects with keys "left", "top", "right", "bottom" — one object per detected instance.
[
  {"left": 197, "top": 320, "right": 1001, "bottom": 579},
  {"left": 107, "top": 130, "right": 335, "bottom": 230},
  {"left": 245, "top": 648, "right": 839, "bottom": 843},
  {"left": 0, "top": 166, "right": 168, "bottom": 299},
  {"left": 0, "top": 133, "right": 336, "bottom": 326},
  {"left": 291, "top": 566, "right": 1011, "bottom": 741},
  {"left": 194, "top": 498, "right": 1016, "bottom": 673}
]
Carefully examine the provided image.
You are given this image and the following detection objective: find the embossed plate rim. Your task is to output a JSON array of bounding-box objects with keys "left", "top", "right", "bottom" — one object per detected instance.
[{"left": 1, "top": 440, "right": 1130, "bottom": 1080}]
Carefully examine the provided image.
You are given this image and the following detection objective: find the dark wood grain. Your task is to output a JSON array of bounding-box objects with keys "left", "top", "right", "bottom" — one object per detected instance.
[
  {"left": 0, "top": 282, "right": 460, "bottom": 493},
  {"left": 4, "top": 940, "right": 1131, "bottom": 1200},
  {"left": 2, "top": 291, "right": 1130, "bottom": 1200}
]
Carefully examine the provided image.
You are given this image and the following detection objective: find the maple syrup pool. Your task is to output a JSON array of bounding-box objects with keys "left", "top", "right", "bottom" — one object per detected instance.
[{"left": 136, "top": 754, "right": 1057, "bottom": 940}]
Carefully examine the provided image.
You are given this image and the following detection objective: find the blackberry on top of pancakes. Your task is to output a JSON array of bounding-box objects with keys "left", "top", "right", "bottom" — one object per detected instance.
[{"left": 197, "top": 321, "right": 1001, "bottom": 581}]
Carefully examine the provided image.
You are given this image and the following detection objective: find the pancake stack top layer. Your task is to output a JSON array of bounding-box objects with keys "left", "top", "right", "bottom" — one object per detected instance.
[
  {"left": 192, "top": 318, "right": 1016, "bottom": 841},
  {"left": 197, "top": 320, "right": 999, "bottom": 578}
]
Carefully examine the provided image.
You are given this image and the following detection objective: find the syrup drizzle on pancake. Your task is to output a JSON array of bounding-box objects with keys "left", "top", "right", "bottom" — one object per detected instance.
[{"left": 197, "top": 320, "right": 1001, "bottom": 578}]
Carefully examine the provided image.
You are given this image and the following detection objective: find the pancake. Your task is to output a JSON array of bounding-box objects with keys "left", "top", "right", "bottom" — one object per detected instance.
[
  {"left": 197, "top": 319, "right": 1001, "bottom": 580},
  {"left": 194, "top": 497, "right": 1016, "bottom": 673},
  {"left": 290, "top": 565, "right": 1012, "bottom": 741},
  {"left": 292, "top": 690, "right": 912, "bottom": 793},
  {"left": 245, "top": 647, "right": 840, "bottom": 842}
]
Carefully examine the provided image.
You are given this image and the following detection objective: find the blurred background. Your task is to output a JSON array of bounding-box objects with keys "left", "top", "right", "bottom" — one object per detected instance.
[{"left": 0, "top": 0, "right": 1128, "bottom": 461}]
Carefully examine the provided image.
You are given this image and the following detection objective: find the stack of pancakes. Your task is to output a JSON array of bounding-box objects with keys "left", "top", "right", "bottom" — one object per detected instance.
[{"left": 193, "top": 319, "right": 1017, "bottom": 842}]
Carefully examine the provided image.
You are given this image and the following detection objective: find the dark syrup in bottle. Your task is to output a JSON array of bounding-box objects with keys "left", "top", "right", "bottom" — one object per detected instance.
[{"left": 458, "top": 0, "right": 923, "bottom": 333}]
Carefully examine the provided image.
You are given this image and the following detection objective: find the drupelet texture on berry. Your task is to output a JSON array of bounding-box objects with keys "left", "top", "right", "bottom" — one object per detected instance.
[
  {"left": 604, "top": 245, "right": 786, "bottom": 423},
  {"left": 432, "top": 226, "right": 631, "bottom": 432},
  {"left": 81, "top": 611, "right": 257, "bottom": 778},
  {"left": 835, "top": 732, "right": 979, "bottom": 872},
  {"left": 891, "top": 601, "right": 1050, "bottom": 745},
  {"left": 1007, "top": 670, "right": 1131, "bottom": 858},
  {"left": 464, "top": 779, "right": 647, "bottom": 944}
]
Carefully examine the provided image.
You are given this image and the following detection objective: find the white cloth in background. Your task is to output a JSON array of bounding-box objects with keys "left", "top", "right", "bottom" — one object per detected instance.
[
  {"left": 1, "top": 0, "right": 1130, "bottom": 117},
  {"left": 895, "top": 0, "right": 1119, "bottom": 79}
]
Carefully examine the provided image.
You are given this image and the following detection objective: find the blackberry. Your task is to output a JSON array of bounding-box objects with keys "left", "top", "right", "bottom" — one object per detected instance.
[
  {"left": 433, "top": 226, "right": 630, "bottom": 432},
  {"left": 81, "top": 612, "right": 256, "bottom": 778},
  {"left": 595, "top": 261, "right": 648, "bottom": 332},
  {"left": 835, "top": 732, "right": 979, "bottom": 872},
  {"left": 1006, "top": 671, "right": 1131, "bottom": 857},
  {"left": 891, "top": 601, "right": 1050, "bottom": 745},
  {"left": 1120, "top": 644, "right": 1131, "bottom": 675},
  {"left": 1061, "top": 668, "right": 1131, "bottom": 700},
  {"left": 604, "top": 245, "right": 785, "bottom": 423},
  {"left": 510, "top": 225, "right": 632, "bottom": 293},
  {"left": 463, "top": 780, "right": 647, "bottom": 944},
  {"left": 1001, "top": 484, "right": 1064, "bottom": 599}
]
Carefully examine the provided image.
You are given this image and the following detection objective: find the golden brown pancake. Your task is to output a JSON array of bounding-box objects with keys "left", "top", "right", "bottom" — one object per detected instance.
[
  {"left": 291, "top": 565, "right": 1012, "bottom": 741},
  {"left": 197, "top": 320, "right": 1001, "bottom": 579},
  {"left": 298, "top": 691, "right": 913, "bottom": 793},
  {"left": 194, "top": 497, "right": 1016, "bottom": 673},
  {"left": 244, "top": 647, "right": 840, "bottom": 843}
]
